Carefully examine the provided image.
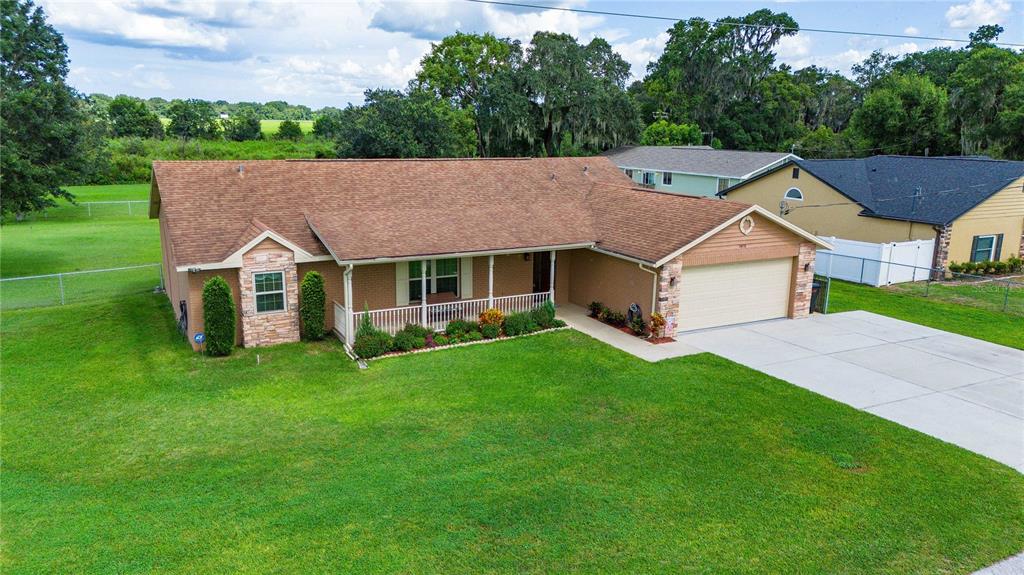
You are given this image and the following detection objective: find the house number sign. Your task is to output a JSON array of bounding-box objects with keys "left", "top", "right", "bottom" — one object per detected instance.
[{"left": 739, "top": 216, "right": 755, "bottom": 236}]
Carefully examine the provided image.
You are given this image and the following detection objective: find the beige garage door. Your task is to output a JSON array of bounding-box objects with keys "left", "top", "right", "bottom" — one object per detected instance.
[{"left": 677, "top": 258, "right": 793, "bottom": 332}]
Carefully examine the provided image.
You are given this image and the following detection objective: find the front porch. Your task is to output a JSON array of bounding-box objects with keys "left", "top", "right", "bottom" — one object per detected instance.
[{"left": 332, "top": 250, "right": 562, "bottom": 346}]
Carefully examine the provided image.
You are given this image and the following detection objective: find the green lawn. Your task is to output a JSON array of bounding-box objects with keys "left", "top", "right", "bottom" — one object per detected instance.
[
  {"left": 0, "top": 184, "right": 160, "bottom": 309},
  {"left": 259, "top": 119, "right": 314, "bottom": 136},
  {"left": 3, "top": 294, "right": 1022, "bottom": 573},
  {"left": 826, "top": 279, "right": 1024, "bottom": 349}
]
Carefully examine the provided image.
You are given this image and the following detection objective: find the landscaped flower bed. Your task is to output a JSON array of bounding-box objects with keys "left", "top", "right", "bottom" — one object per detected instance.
[
  {"left": 352, "top": 301, "right": 567, "bottom": 360},
  {"left": 586, "top": 301, "right": 674, "bottom": 344}
]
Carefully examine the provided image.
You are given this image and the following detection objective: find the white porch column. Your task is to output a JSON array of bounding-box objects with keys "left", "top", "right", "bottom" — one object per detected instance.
[
  {"left": 343, "top": 264, "right": 354, "bottom": 346},
  {"left": 420, "top": 259, "right": 428, "bottom": 326},
  {"left": 549, "top": 250, "right": 556, "bottom": 303},
  {"left": 487, "top": 255, "right": 494, "bottom": 308}
]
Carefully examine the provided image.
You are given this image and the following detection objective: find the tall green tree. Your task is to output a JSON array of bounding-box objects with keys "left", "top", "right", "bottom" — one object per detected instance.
[
  {"left": 948, "top": 47, "right": 1024, "bottom": 156},
  {"left": 274, "top": 119, "right": 304, "bottom": 141},
  {"left": 791, "top": 66, "right": 860, "bottom": 132},
  {"left": 639, "top": 120, "right": 702, "bottom": 146},
  {"left": 522, "top": 32, "right": 639, "bottom": 156},
  {"left": 640, "top": 9, "right": 798, "bottom": 127},
  {"left": 335, "top": 89, "right": 476, "bottom": 159},
  {"left": 851, "top": 74, "right": 952, "bottom": 156},
  {"left": 166, "top": 99, "right": 220, "bottom": 141},
  {"left": 1, "top": 0, "right": 86, "bottom": 216},
  {"left": 107, "top": 94, "right": 164, "bottom": 138},
  {"left": 416, "top": 32, "right": 522, "bottom": 156},
  {"left": 222, "top": 111, "right": 262, "bottom": 141},
  {"left": 716, "top": 71, "right": 811, "bottom": 151}
]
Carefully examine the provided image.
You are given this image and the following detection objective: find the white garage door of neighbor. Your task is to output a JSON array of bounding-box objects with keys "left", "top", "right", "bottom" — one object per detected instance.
[{"left": 678, "top": 258, "right": 793, "bottom": 331}]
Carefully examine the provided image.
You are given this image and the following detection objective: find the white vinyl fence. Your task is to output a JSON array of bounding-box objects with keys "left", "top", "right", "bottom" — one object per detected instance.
[{"left": 817, "top": 237, "right": 935, "bottom": 286}]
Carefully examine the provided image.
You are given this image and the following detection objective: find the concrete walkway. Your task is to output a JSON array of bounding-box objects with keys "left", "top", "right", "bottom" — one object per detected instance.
[{"left": 559, "top": 306, "right": 1024, "bottom": 472}]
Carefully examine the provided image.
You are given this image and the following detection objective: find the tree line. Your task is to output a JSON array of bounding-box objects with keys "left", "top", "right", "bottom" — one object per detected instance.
[{"left": 3, "top": 0, "right": 1022, "bottom": 217}]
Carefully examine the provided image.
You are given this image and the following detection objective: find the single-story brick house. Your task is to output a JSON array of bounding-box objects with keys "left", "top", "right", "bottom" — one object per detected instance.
[{"left": 150, "top": 157, "right": 830, "bottom": 350}]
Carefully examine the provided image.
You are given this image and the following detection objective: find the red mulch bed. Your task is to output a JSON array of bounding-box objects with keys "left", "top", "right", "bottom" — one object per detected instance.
[{"left": 596, "top": 318, "right": 674, "bottom": 344}]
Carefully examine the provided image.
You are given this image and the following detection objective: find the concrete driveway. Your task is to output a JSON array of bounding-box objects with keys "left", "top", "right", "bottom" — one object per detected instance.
[{"left": 675, "top": 311, "right": 1024, "bottom": 472}]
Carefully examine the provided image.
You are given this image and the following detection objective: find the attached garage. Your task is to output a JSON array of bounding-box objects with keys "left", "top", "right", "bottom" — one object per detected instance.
[{"left": 677, "top": 258, "right": 793, "bottom": 331}]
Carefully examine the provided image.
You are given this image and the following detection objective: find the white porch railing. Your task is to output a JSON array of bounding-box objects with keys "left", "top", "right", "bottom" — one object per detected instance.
[{"left": 335, "top": 291, "right": 551, "bottom": 338}]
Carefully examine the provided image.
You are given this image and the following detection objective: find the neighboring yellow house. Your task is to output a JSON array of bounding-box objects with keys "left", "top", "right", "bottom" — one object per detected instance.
[{"left": 720, "top": 156, "right": 1024, "bottom": 270}]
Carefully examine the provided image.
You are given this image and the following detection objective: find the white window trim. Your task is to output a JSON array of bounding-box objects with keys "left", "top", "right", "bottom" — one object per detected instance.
[
  {"left": 785, "top": 187, "right": 804, "bottom": 201},
  {"left": 972, "top": 235, "right": 997, "bottom": 262},
  {"left": 409, "top": 258, "right": 460, "bottom": 302},
  {"left": 642, "top": 171, "right": 656, "bottom": 185},
  {"left": 253, "top": 270, "right": 287, "bottom": 314}
]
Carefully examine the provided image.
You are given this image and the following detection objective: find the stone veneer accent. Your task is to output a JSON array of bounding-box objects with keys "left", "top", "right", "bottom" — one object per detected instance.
[
  {"left": 790, "top": 242, "right": 816, "bottom": 318},
  {"left": 238, "top": 243, "right": 300, "bottom": 347},
  {"left": 654, "top": 258, "right": 683, "bottom": 336},
  {"left": 932, "top": 224, "right": 953, "bottom": 278}
]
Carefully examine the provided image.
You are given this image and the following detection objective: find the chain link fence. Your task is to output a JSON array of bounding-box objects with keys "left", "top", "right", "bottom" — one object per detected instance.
[
  {"left": 1, "top": 264, "right": 163, "bottom": 311},
  {"left": 9, "top": 201, "right": 150, "bottom": 222},
  {"left": 815, "top": 252, "right": 1023, "bottom": 316}
]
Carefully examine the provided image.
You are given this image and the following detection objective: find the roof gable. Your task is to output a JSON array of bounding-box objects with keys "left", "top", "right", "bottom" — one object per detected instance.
[{"left": 602, "top": 146, "right": 796, "bottom": 179}]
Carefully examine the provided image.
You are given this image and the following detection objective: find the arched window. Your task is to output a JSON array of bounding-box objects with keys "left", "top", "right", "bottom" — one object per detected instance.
[{"left": 785, "top": 187, "right": 804, "bottom": 201}]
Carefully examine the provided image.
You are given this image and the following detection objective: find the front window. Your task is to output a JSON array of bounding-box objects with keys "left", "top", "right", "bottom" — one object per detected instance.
[
  {"left": 662, "top": 172, "right": 672, "bottom": 185},
  {"left": 642, "top": 171, "right": 655, "bottom": 185},
  {"left": 254, "top": 271, "right": 285, "bottom": 313},
  {"left": 785, "top": 187, "right": 804, "bottom": 201},
  {"left": 717, "top": 178, "right": 730, "bottom": 192},
  {"left": 971, "top": 235, "right": 997, "bottom": 262},
  {"left": 409, "top": 258, "right": 459, "bottom": 302}
]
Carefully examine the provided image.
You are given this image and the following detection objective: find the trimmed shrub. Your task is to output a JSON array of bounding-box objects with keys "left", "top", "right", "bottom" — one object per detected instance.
[
  {"left": 353, "top": 331, "right": 392, "bottom": 358},
  {"left": 202, "top": 276, "right": 235, "bottom": 356},
  {"left": 994, "top": 261, "right": 1009, "bottom": 274},
  {"left": 400, "top": 323, "right": 431, "bottom": 339},
  {"left": 411, "top": 336, "right": 427, "bottom": 349},
  {"left": 504, "top": 311, "right": 536, "bottom": 336},
  {"left": 649, "top": 312, "right": 666, "bottom": 337},
  {"left": 463, "top": 331, "right": 483, "bottom": 342},
  {"left": 600, "top": 308, "right": 626, "bottom": 327},
  {"left": 530, "top": 300, "right": 556, "bottom": 329},
  {"left": 551, "top": 319, "right": 567, "bottom": 328},
  {"left": 947, "top": 262, "right": 964, "bottom": 274},
  {"left": 587, "top": 301, "right": 604, "bottom": 317},
  {"left": 393, "top": 330, "right": 418, "bottom": 352},
  {"left": 445, "top": 319, "right": 476, "bottom": 337},
  {"left": 433, "top": 334, "right": 450, "bottom": 346},
  {"left": 479, "top": 307, "right": 504, "bottom": 326},
  {"left": 481, "top": 323, "right": 501, "bottom": 339},
  {"left": 299, "top": 271, "right": 326, "bottom": 340}
]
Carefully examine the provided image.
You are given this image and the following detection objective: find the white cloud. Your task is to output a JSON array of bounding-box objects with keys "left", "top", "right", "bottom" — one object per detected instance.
[
  {"left": 612, "top": 32, "right": 669, "bottom": 80},
  {"left": 945, "top": 0, "right": 1011, "bottom": 29},
  {"left": 903, "top": 26, "right": 920, "bottom": 35},
  {"left": 776, "top": 33, "right": 812, "bottom": 60}
]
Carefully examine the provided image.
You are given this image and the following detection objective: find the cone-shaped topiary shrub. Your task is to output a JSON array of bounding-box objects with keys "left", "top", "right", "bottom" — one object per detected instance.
[
  {"left": 202, "top": 275, "right": 235, "bottom": 356},
  {"left": 299, "top": 271, "right": 326, "bottom": 340}
]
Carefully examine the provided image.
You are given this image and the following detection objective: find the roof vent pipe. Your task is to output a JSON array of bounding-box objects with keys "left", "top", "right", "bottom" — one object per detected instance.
[{"left": 237, "top": 164, "right": 245, "bottom": 174}]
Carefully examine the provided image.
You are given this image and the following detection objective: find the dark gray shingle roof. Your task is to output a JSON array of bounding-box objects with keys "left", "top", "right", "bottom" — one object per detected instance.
[
  {"left": 602, "top": 146, "right": 795, "bottom": 178},
  {"left": 794, "top": 156, "right": 1024, "bottom": 225}
]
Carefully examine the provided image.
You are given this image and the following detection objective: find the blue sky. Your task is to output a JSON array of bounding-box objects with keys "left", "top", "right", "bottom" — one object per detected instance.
[{"left": 41, "top": 0, "right": 1023, "bottom": 109}]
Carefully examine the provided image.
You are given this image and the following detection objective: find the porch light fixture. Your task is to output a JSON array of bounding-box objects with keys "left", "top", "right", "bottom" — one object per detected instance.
[{"left": 669, "top": 276, "right": 676, "bottom": 287}]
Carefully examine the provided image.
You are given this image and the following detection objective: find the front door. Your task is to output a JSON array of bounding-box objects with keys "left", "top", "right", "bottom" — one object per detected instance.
[{"left": 532, "top": 251, "right": 551, "bottom": 293}]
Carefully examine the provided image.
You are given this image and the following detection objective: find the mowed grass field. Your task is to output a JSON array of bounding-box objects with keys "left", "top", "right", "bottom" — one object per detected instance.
[
  {"left": 0, "top": 184, "right": 160, "bottom": 309},
  {"left": 3, "top": 295, "right": 1023, "bottom": 573},
  {"left": 159, "top": 118, "right": 314, "bottom": 136}
]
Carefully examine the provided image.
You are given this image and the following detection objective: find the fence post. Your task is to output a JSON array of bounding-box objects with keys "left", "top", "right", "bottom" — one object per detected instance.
[
  {"left": 87, "top": 203, "right": 91, "bottom": 217},
  {"left": 1004, "top": 282, "right": 1010, "bottom": 312},
  {"left": 128, "top": 201, "right": 133, "bottom": 216},
  {"left": 859, "top": 257, "right": 865, "bottom": 284},
  {"left": 58, "top": 273, "right": 65, "bottom": 305}
]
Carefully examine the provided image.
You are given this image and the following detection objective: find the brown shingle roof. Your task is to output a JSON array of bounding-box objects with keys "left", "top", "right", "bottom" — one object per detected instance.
[{"left": 152, "top": 157, "right": 756, "bottom": 267}]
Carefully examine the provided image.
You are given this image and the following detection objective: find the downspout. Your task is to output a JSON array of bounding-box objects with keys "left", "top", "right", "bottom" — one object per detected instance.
[{"left": 638, "top": 263, "right": 659, "bottom": 316}]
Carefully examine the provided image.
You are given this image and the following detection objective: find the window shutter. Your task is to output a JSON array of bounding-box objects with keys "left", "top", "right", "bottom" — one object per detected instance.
[
  {"left": 395, "top": 261, "right": 409, "bottom": 306},
  {"left": 995, "top": 234, "right": 1004, "bottom": 260},
  {"left": 460, "top": 257, "right": 473, "bottom": 299},
  {"left": 970, "top": 236, "right": 980, "bottom": 262}
]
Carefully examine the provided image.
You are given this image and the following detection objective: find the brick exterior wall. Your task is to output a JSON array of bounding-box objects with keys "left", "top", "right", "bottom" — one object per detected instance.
[
  {"left": 790, "top": 242, "right": 816, "bottom": 319},
  {"left": 238, "top": 240, "right": 300, "bottom": 347}
]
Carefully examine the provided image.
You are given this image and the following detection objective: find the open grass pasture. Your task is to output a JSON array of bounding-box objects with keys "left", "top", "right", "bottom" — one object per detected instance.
[
  {"left": 259, "top": 119, "right": 315, "bottom": 136},
  {"left": 2, "top": 294, "right": 1023, "bottom": 573},
  {"left": 0, "top": 184, "right": 160, "bottom": 309}
]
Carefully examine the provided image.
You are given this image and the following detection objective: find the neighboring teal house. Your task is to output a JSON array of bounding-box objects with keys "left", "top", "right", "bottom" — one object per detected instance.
[{"left": 602, "top": 146, "right": 798, "bottom": 197}]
